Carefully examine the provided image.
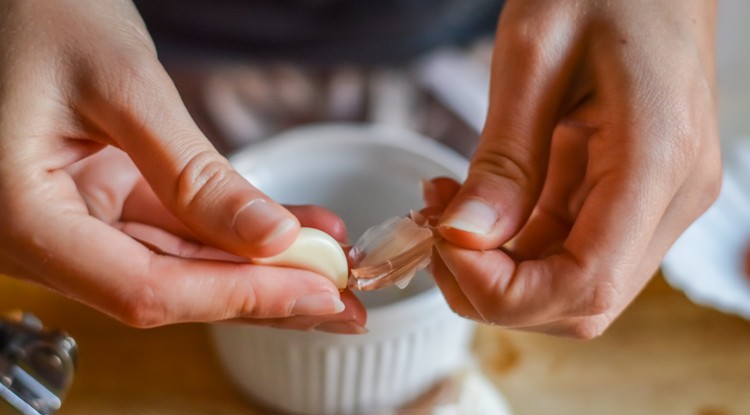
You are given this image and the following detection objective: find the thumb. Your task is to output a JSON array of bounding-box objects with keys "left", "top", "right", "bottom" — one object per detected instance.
[
  {"left": 83, "top": 59, "right": 298, "bottom": 258},
  {"left": 437, "top": 12, "right": 576, "bottom": 250}
]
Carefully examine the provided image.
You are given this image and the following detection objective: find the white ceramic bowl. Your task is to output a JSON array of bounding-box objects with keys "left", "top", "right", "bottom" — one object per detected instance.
[{"left": 210, "top": 124, "right": 476, "bottom": 415}]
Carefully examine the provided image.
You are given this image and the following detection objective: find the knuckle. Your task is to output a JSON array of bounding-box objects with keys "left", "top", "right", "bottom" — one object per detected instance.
[
  {"left": 231, "top": 280, "right": 261, "bottom": 318},
  {"left": 495, "top": 3, "right": 575, "bottom": 76},
  {"left": 663, "top": 122, "right": 722, "bottom": 219},
  {"left": 175, "top": 150, "right": 234, "bottom": 211},
  {"left": 497, "top": 21, "right": 547, "bottom": 69},
  {"left": 583, "top": 281, "right": 618, "bottom": 316},
  {"left": 567, "top": 316, "right": 609, "bottom": 341},
  {"left": 115, "top": 281, "right": 168, "bottom": 328},
  {"left": 471, "top": 144, "right": 540, "bottom": 192},
  {"left": 703, "top": 168, "right": 722, "bottom": 207},
  {"left": 693, "top": 155, "right": 723, "bottom": 214},
  {"left": 447, "top": 303, "right": 479, "bottom": 322},
  {"left": 567, "top": 321, "right": 600, "bottom": 341},
  {"left": 80, "top": 187, "right": 119, "bottom": 223},
  {"left": 659, "top": 108, "right": 719, "bottom": 186},
  {"left": 562, "top": 252, "right": 619, "bottom": 318},
  {"left": 473, "top": 142, "right": 526, "bottom": 179}
]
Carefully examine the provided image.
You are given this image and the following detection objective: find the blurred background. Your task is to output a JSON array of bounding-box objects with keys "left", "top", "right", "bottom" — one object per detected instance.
[
  {"left": 2, "top": 1, "right": 750, "bottom": 414},
  {"left": 716, "top": 0, "right": 750, "bottom": 144}
]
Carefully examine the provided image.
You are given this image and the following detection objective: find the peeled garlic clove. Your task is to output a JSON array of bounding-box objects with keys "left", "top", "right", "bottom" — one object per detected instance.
[{"left": 253, "top": 227, "right": 349, "bottom": 289}]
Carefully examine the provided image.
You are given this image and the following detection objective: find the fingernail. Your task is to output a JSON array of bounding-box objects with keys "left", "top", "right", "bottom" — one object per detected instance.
[
  {"left": 440, "top": 198, "right": 497, "bottom": 235},
  {"left": 315, "top": 321, "right": 369, "bottom": 335},
  {"left": 234, "top": 199, "right": 297, "bottom": 244},
  {"left": 291, "top": 293, "right": 345, "bottom": 316}
]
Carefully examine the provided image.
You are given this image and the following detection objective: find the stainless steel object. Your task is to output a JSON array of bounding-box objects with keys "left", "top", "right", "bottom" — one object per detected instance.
[{"left": 0, "top": 312, "right": 76, "bottom": 415}]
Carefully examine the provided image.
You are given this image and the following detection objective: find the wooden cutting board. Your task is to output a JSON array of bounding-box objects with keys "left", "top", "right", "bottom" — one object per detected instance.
[{"left": 1, "top": 273, "right": 749, "bottom": 415}]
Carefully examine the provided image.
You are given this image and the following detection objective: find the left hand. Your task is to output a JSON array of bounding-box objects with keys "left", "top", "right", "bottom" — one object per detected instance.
[
  {"left": 68, "top": 146, "right": 366, "bottom": 333},
  {"left": 429, "top": 0, "right": 721, "bottom": 338}
]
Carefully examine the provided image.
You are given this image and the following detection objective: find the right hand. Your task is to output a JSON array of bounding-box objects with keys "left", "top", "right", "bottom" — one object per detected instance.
[
  {"left": 0, "top": 0, "right": 365, "bottom": 333},
  {"left": 426, "top": 0, "right": 719, "bottom": 338}
]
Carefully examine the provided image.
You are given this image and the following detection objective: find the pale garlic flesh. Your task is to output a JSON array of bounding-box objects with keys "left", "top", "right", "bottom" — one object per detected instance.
[{"left": 253, "top": 227, "right": 349, "bottom": 289}]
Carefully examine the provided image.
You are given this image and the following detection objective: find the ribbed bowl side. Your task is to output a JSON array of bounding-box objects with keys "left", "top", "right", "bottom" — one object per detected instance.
[{"left": 211, "top": 314, "right": 475, "bottom": 415}]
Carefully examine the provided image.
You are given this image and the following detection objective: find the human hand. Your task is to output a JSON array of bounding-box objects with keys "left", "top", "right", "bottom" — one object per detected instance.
[
  {"left": 430, "top": 0, "right": 721, "bottom": 338},
  {"left": 0, "top": 0, "right": 364, "bottom": 333}
]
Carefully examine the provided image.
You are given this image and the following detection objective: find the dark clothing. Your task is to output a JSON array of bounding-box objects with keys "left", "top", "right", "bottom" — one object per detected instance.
[{"left": 133, "top": 0, "right": 504, "bottom": 64}]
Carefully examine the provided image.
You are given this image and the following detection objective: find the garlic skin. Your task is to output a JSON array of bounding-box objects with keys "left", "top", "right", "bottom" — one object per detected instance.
[
  {"left": 253, "top": 227, "right": 349, "bottom": 289},
  {"left": 349, "top": 217, "right": 435, "bottom": 291}
]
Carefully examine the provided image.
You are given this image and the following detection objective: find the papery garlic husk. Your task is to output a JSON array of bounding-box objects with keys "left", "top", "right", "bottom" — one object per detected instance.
[{"left": 348, "top": 216, "right": 435, "bottom": 291}]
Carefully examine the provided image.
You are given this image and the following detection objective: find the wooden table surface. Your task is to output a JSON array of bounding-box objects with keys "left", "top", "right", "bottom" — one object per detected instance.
[{"left": 1, "top": 273, "right": 749, "bottom": 415}]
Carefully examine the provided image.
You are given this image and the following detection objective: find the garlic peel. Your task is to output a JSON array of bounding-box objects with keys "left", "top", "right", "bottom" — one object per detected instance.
[
  {"left": 253, "top": 227, "right": 349, "bottom": 289},
  {"left": 349, "top": 217, "right": 435, "bottom": 291}
]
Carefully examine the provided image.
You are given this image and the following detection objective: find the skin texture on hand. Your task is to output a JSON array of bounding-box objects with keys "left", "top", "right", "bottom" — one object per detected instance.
[
  {"left": 0, "top": 0, "right": 365, "bottom": 332},
  {"left": 431, "top": 0, "right": 721, "bottom": 338}
]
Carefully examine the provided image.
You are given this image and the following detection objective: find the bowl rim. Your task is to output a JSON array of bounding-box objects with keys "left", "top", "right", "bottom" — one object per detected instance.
[{"left": 229, "top": 123, "right": 469, "bottom": 181}]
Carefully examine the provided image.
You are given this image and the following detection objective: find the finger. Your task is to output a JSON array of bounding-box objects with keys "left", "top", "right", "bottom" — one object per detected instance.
[
  {"left": 421, "top": 177, "right": 461, "bottom": 209},
  {"left": 118, "top": 204, "right": 349, "bottom": 265},
  {"left": 11, "top": 198, "right": 345, "bottom": 327},
  {"left": 419, "top": 177, "right": 462, "bottom": 224},
  {"left": 238, "top": 291, "right": 368, "bottom": 334},
  {"left": 510, "top": 123, "right": 591, "bottom": 260},
  {"left": 286, "top": 205, "right": 348, "bottom": 244},
  {"left": 122, "top": 179, "right": 194, "bottom": 239},
  {"left": 117, "top": 219, "right": 361, "bottom": 327},
  {"left": 123, "top": 192, "right": 348, "bottom": 246},
  {"left": 80, "top": 58, "right": 298, "bottom": 258},
  {"left": 435, "top": 241, "right": 591, "bottom": 327},
  {"left": 438, "top": 6, "right": 582, "bottom": 250},
  {"left": 70, "top": 147, "right": 198, "bottom": 241},
  {"left": 116, "top": 222, "right": 245, "bottom": 262},
  {"left": 133, "top": 254, "right": 344, "bottom": 325},
  {"left": 430, "top": 250, "right": 484, "bottom": 322},
  {"left": 435, "top": 235, "right": 617, "bottom": 339},
  {"left": 69, "top": 146, "right": 142, "bottom": 223},
  {"left": 513, "top": 314, "right": 613, "bottom": 340}
]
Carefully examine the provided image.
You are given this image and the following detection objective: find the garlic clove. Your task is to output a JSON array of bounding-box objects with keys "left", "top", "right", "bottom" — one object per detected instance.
[{"left": 253, "top": 227, "right": 349, "bottom": 289}]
